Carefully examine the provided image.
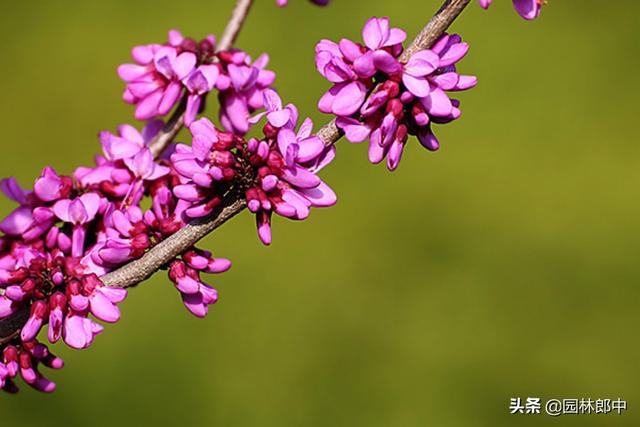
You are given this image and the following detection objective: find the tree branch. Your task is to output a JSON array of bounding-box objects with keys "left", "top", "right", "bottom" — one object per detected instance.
[
  {"left": 148, "top": 0, "right": 255, "bottom": 157},
  {"left": 102, "top": 0, "right": 473, "bottom": 289},
  {"left": 101, "top": 197, "right": 247, "bottom": 288},
  {"left": 0, "top": 0, "right": 471, "bottom": 341}
]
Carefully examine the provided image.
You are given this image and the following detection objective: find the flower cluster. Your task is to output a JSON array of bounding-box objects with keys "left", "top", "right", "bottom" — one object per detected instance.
[
  {"left": 1, "top": 0, "right": 544, "bottom": 393},
  {"left": 0, "top": 28, "right": 334, "bottom": 394},
  {"left": 171, "top": 89, "right": 336, "bottom": 246},
  {"left": 478, "top": 0, "right": 543, "bottom": 20},
  {"left": 119, "top": 30, "right": 276, "bottom": 129},
  {"left": 315, "top": 17, "right": 477, "bottom": 171}
]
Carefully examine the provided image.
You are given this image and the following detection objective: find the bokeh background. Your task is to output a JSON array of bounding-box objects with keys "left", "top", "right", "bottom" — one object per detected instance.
[{"left": 1, "top": 0, "right": 639, "bottom": 425}]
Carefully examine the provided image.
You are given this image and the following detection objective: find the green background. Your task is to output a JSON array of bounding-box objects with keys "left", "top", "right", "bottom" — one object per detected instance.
[{"left": 1, "top": 0, "right": 638, "bottom": 425}]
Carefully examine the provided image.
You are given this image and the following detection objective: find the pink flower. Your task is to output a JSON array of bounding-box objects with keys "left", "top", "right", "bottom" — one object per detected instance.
[
  {"left": 62, "top": 312, "right": 104, "bottom": 350},
  {"left": 316, "top": 18, "right": 477, "bottom": 171},
  {"left": 118, "top": 43, "right": 196, "bottom": 120},
  {"left": 100, "top": 121, "right": 164, "bottom": 162},
  {"left": 34, "top": 167, "right": 72, "bottom": 203},
  {"left": 218, "top": 52, "right": 276, "bottom": 135},
  {"left": 20, "top": 300, "right": 48, "bottom": 342},
  {"left": 183, "top": 65, "right": 220, "bottom": 126},
  {"left": 53, "top": 193, "right": 102, "bottom": 257},
  {"left": 249, "top": 89, "right": 295, "bottom": 128},
  {"left": 168, "top": 256, "right": 228, "bottom": 318}
]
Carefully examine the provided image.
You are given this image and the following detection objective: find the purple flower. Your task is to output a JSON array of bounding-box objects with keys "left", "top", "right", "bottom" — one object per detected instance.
[
  {"left": 218, "top": 52, "right": 276, "bottom": 135},
  {"left": 249, "top": 89, "right": 295, "bottom": 128},
  {"left": 315, "top": 17, "right": 477, "bottom": 171},
  {"left": 118, "top": 41, "right": 196, "bottom": 120},
  {"left": 53, "top": 193, "right": 101, "bottom": 257},
  {"left": 1, "top": 341, "right": 63, "bottom": 393},
  {"left": 245, "top": 92, "right": 336, "bottom": 245},
  {"left": 168, "top": 250, "right": 229, "bottom": 318},
  {"left": 34, "top": 167, "right": 72, "bottom": 203},
  {"left": 100, "top": 121, "right": 163, "bottom": 162},
  {"left": 479, "top": 0, "right": 543, "bottom": 20},
  {"left": 183, "top": 64, "right": 220, "bottom": 126},
  {"left": 62, "top": 312, "right": 104, "bottom": 350},
  {"left": 362, "top": 16, "right": 406, "bottom": 52}
]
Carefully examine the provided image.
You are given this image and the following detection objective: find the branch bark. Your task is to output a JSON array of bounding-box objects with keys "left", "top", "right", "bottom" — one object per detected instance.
[{"left": 0, "top": 0, "right": 471, "bottom": 341}]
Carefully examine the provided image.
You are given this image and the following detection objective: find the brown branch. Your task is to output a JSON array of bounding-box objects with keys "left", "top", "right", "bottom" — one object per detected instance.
[
  {"left": 0, "top": 0, "right": 470, "bottom": 341},
  {"left": 147, "top": 0, "right": 255, "bottom": 157}
]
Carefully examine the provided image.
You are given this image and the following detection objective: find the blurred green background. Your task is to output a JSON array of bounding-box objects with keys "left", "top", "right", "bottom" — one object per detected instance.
[{"left": 1, "top": 0, "right": 639, "bottom": 425}]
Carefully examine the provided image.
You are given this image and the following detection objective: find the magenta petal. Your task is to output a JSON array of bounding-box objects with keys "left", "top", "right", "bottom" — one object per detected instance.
[
  {"left": 0, "top": 296, "right": 15, "bottom": 318},
  {"left": 372, "top": 50, "right": 402, "bottom": 74},
  {"left": 385, "top": 28, "right": 407, "bottom": 47},
  {"left": 405, "top": 50, "right": 440, "bottom": 76},
  {"left": 300, "top": 182, "right": 337, "bottom": 207},
  {"left": 386, "top": 140, "right": 405, "bottom": 171},
  {"left": 277, "top": 129, "right": 297, "bottom": 158},
  {"left": 69, "top": 294, "right": 89, "bottom": 311},
  {"left": 336, "top": 117, "right": 370, "bottom": 143},
  {"left": 439, "top": 42, "right": 470, "bottom": 67},
  {"left": 21, "top": 316, "right": 43, "bottom": 342},
  {"left": 402, "top": 74, "right": 431, "bottom": 98},
  {"left": 48, "top": 310, "right": 63, "bottom": 343},
  {"left": 206, "top": 258, "right": 232, "bottom": 274},
  {"left": 282, "top": 166, "right": 321, "bottom": 189},
  {"left": 267, "top": 109, "right": 291, "bottom": 128},
  {"left": 158, "top": 82, "right": 182, "bottom": 116},
  {"left": 318, "top": 89, "right": 336, "bottom": 114},
  {"left": 256, "top": 211, "right": 272, "bottom": 246},
  {"left": 184, "top": 94, "right": 201, "bottom": 127},
  {"left": 454, "top": 75, "right": 478, "bottom": 91},
  {"left": 353, "top": 51, "right": 376, "bottom": 78},
  {"left": 90, "top": 291, "right": 120, "bottom": 323},
  {"left": 117, "top": 64, "right": 149, "bottom": 81},
  {"left": 173, "top": 52, "right": 197, "bottom": 80},
  {"left": 431, "top": 72, "right": 460, "bottom": 91},
  {"left": 362, "top": 17, "right": 384, "bottom": 50},
  {"left": 513, "top": 0, "right": 541, "bottom": 20},
  {"left": 332, "top": 82, "right": 367, "bottom": 117},
  {"left": 422, "top": 88, "right": 454, "bottom": 117},
  {"left": 0, "top": 207, "right": 33, "bottom": 236},
  {"left": 176, "top": 276, "right": 201, "bottom": 295},
  {"left": 181, "top": 292, "right": 208, "bottom": 318},
  {"left": 296, "top": 137, "right": 325, "bottom": 163},
  {"left": 135, "top": 90, "right": 163, "bottom": 120},
  {"left": 263, "top": 89, "right": 283, "bottom": 111},
  {"left": 368, "top": 130, "right": 386, "bottom": 164},
  {"left": 99, "top": 287, "right": 127, "bottom": 304},
  {"left": 418, "top": 130, "right": 440, "bottom": 151}
]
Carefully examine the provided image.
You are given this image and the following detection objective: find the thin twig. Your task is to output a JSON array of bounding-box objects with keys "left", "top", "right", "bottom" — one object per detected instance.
[
  {"left": 0, "top": 0, "right": 471, "bottom": 338},
  {"left": 147, "top": 0, "right": 256, "bottom": 157}
]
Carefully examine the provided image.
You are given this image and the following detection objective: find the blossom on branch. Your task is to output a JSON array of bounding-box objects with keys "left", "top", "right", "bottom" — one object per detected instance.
[{"left": 316, "top": 17, "right": 477, "bottom": 170}]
